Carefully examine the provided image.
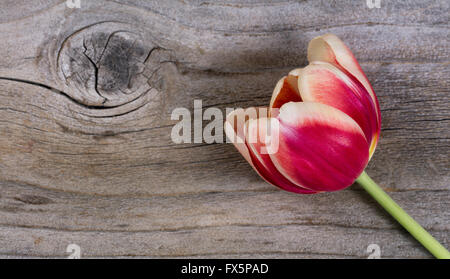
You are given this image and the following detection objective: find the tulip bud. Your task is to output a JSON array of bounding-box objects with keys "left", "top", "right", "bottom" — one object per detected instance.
[{"left": 225, "top": 34, "right": 380, "bottom": 193}]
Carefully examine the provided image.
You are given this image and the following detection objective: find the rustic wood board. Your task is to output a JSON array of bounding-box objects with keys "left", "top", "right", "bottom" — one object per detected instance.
[{"left": 0, "top": 0, "right": 448, "bottom": 258}]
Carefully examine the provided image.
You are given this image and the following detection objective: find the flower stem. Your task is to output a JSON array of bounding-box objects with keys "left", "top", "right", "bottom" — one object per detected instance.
[{"left": 356, "top": 171, "right": 450, "bottom": 259}]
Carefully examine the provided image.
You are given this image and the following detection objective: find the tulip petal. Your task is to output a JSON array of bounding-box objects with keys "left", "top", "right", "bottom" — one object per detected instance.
[
  {"left": 224, "top": 108, "right": 257, "bottom": 166},
  {"left": 307, "top": 34, "right": 378, "bottom": 110},
  {"left": 245, "top": 116, "right": 317, "bottom": 194},
  {"left": 298, "top": 62, "right": 378, "bottom": 151},
  {"left": 225, "top": 107, "right": 317, "bottom": 194},
  {"left": 269, "top": 102, "right": 369, "bottom": 192},
  {"left": 288, "top": 68, "right": 304, "bottom": 77},
  {"left": 307, "top": 34, "right": 381, "bottom": 155},
  {"left": 269, "top": 75, "right": 302, "bottom": 117}
]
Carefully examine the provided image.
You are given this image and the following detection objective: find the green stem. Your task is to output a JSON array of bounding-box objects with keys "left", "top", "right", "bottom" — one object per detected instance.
[{"left": 356, "top": 171, "right": 450, "bottom": 259}]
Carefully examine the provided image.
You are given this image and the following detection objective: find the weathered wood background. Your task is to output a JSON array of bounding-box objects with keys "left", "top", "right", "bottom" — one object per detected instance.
[{"left": 0, "top": 0, "right": 448, "bottom": 258}]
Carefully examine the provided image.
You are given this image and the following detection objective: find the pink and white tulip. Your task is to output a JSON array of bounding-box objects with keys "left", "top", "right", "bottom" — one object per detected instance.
[{"left": 225, "top": 34, "right": 381, "bottom": 194}]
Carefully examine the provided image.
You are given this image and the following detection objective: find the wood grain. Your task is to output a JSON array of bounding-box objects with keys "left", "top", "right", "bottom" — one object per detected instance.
[{"left": 0, "top": 0, "right": 448, "bottom": 258}]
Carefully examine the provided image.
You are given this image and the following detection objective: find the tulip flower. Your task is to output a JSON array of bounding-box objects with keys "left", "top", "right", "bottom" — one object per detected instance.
[{"left": 225, "top": 34, "right": 449, "bottom": 259}]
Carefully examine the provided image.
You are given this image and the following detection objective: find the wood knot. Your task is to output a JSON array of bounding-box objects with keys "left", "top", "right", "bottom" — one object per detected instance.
[{"left": 57, "top": 22, "right": 173, "bottom": 107}]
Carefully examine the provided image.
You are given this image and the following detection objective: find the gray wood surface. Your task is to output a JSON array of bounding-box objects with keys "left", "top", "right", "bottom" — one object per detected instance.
[{"left": 0, "top": 0, "right": 448, "bottom": 258}]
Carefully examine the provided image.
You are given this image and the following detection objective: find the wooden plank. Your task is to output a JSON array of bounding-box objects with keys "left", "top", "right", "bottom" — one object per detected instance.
[{"left": 0, "top": 0, "right": 448, "bottom": 258}]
